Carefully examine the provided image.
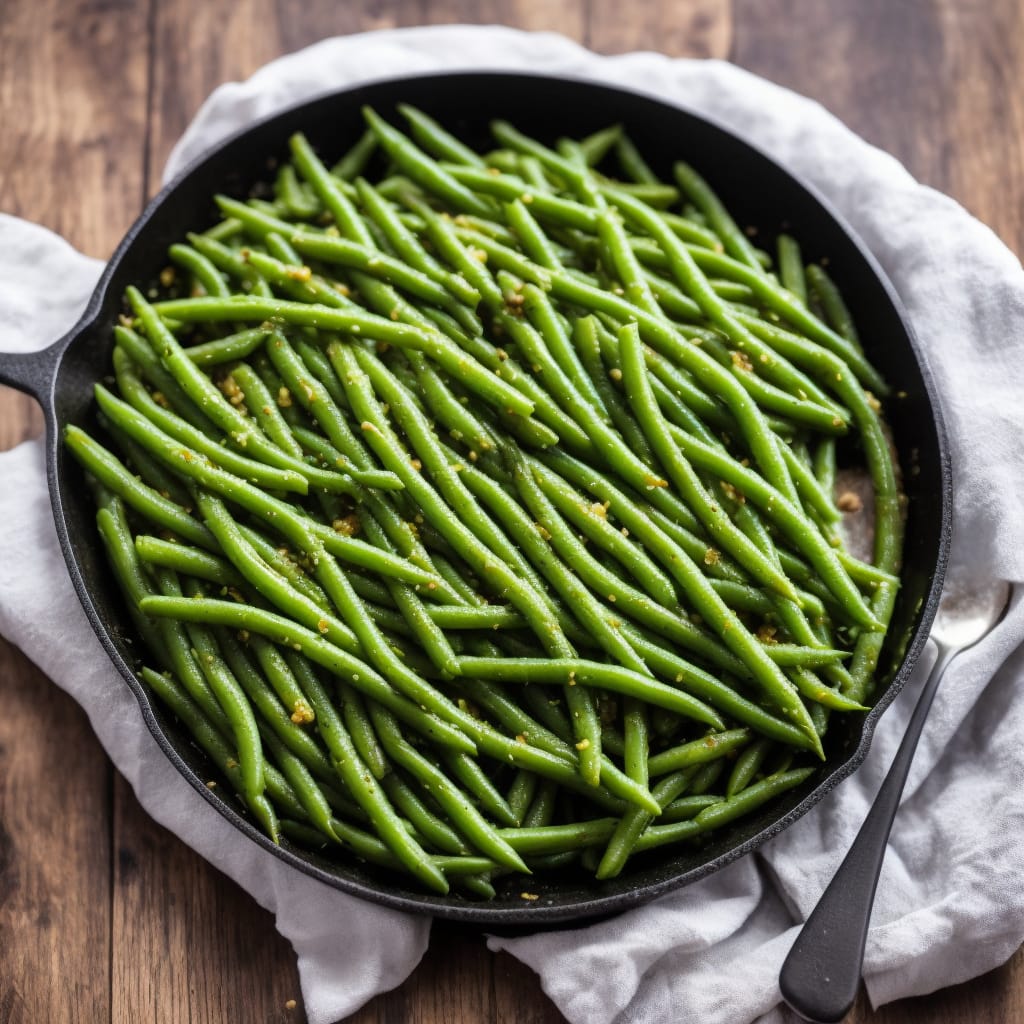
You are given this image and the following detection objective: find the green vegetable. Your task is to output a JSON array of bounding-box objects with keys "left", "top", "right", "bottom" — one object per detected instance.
[{"left": 65, "top": 107, "right": 903, "bottom": 897}]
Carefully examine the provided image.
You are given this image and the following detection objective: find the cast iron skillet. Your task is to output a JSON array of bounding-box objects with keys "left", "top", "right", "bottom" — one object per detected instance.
[{"left": 0, "top": 72, "right": 951, "bottom": 925}]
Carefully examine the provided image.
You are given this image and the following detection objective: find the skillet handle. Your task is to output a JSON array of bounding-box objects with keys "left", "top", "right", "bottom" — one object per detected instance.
[{"left": 0, "top": 343, "right": 62, "bottom": 405}]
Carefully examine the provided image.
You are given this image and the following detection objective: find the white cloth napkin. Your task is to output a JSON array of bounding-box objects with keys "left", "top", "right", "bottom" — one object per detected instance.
[{"left": 2, "top": 25, "right": 1024, "bottom": 1024}]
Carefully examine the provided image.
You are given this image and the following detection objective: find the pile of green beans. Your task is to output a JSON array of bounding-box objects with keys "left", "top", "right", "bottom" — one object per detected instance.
[{"left": 66, "top": 106, "right": 903, "bottom": 896}]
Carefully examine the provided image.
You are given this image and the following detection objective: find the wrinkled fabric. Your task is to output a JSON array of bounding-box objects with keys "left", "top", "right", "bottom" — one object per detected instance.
[{"left": 2, "top": 26, "right": 1023, "bottom": 1024}]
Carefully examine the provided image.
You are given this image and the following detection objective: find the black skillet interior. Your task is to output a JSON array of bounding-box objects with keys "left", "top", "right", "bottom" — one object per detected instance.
[{"left": 33, "top": 72, "right": 949, "bottom": 925}]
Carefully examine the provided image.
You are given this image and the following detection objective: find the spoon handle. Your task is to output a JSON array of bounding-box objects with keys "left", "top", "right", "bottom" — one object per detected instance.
[{"left": 779, "top": 644, "right": 957, "bottom": 1023}]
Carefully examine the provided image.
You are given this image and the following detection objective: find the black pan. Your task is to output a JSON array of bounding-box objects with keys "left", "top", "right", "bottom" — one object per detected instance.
[{"left": 0, "top": 72, "right": 951, "bottom": 926}]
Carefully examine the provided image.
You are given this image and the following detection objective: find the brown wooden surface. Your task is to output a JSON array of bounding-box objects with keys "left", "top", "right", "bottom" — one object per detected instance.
[{"left": 1, "top": 2, "right": 1021, "bottom": 1021}]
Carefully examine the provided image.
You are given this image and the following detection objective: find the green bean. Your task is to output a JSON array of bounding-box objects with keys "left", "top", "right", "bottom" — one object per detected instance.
[
  {"left": 577, "top": 124, "right": 622, "bottom": 166},
  {"left": 492, "top": 246, "right": 801, "bottom": 506},
  {"left": 141, "top": 667, "right": 279, "bottom": 841},
  {"left": 440, "top": 750, "right": 519, "bottom": 828},
  {"left": 236, "top": 524, "right": 330, "bottom": 610},
  {"left": 572, "top": 314, "right": 654, "bottom": 459},
  {"left": 528, "top": 456, "right": 678, "bottom": 608},
  {"left": 368, "top": 703, "right": 527, "bottom": 871},
  {"left": 331, "top": 342, "right": 571, "bottom": 658},
  {"left": 617, "top": 625, "right": 815, "bottom": 749},
  {"left": 75, "top": 118, "right": 905, "bottom": 893},
  {"left": 202, "top": 216, "right": 244, "bottom": 243},
  {"left": 596, "top": 767, "right": 696, "bottom": 880},
  {"left": 614, "top": 134, "right": 658, "bottom": 184},
  {"left": 727, "top": 737, "right": 774, "bottom": 797},
  {"left": 64, "top": 425, "right": 215, "bottom": 551},
  {"left": 98, "top": 411, "right": 193, "bottom": 507},
  {"left": 661, "top": 793, "right": 724, "bottom": 821},
  {"left": 264, "top": 723, "right": 343, "bottom": 840},
  {"left": 289, "top": 231, "right": 479, "bottom": 326},
  {"left": 777, "top": 235, "right": 807, "bottom": 305},
  {"left": 460, "top": 459, "right": 653, "bottom": 675},
  {"left": 289, "top": 132, "right": 374, "bottom": 245},
  {"left": 491, "top": 121, "right": 602, "bottom": 207},
  {"left": 790, "top": 668, "right": 868, "bottom": 712},
  {"left": 647, "top": 728, "right": 751, "bottom": 777},
  {"left": 262, "top": 330, "right": 377, "bottom": 466},
  {"left": 93, "top": 385, "right": 434, "bottom": 586},
  {"left": 363, "top": 107, "right": 494, "bottom": 218},
  {"left": 661, "top": 421, "right": 877, "bottom": 628},
  {"left": 405, "top": 354, "right": 497, "bottom": 456},
  {"left": 501, "top": 199, "right": 564, "bottom": 275},
  {"left": 242, "top": 634, "right": 318, "bottom": 729},
  {"left": 194, "top": 490, "right": 358, "bottom": 650},
  {"left": 446, "top": 165, "right": 598, "bottom": 230},
  {"left": 332, "top": 681, "right": 388, "bottom": 781},
  {"left": 287, "top": 424, "right": 405, "bottom": 492},
  {"left": 354, "top": 177, "right": 480, "bottom": 305},
  {"left": 615, "top": 325, "right": 798, "bottom": 598},
  {"left": 185, "top": 232, "right": 273, "bottom": 296},
  {"left": 398, "top": 104, "right": 486, "bottom": 168},
  {"left": 602, "top": 180, "right": 680, "bottom": 208},
  {"left": 382, "top": 772, "right": 469, "bottom": 855},
  {"left": 673, "top": 161, "right": 764, "bottom": 272},
  {"left": 500, "top": 818, "right": 619, "bottom": 856},
  {"left": 135, "top": 534, "right": 239, "bottom": 587},
  {"left": 153, "top": 294, "right": 535, "bottom": 419},
  {"left": 183, "top": 328, "right": 269, "bottom": 368},
  {"left": 173, "top": 578, "right": 264, "bottom": 802},
  {"left": 674, "top": 247, "right": 883, "bottom": 392},
  {"left": 296, "top": 662, "right": 449, "bottom": 891},
  {"left": 168, "top": 243, "right": 230, "bottom": 298},
  {"left": 138, "top": 595, "right": 475, "bottom": 754},
  {"left": 331, "top": 129, "right": 378, "bottom": 181},
  {"left": 806, "top": 264, "right": 862, "bottom": 349},
  {"left": 93, "top": 493, "right": 172, "bottom": 666},
  {"left": 458, "top": 657, "right": 726, "bottom": 730},
  {"left": 128, "top": 287, "right": 362, "bottom": 492},
  {"left": 112, "top": 346, "right": 310, "bottom": 494},
  {"left": 353, "top": 346, "right": 559, "bottom": 608},
  {"left": 507, "top": 769, "right": 539, "bottom": 825},
  {"left": 680, "top": 766, "right": 817, "bottom": 834},
  {"left": 226, "top": 360, "right": 308, "bottom": 461},
  {"left": 275, "top": 163, "right": 322, "bottom": 219},
  {"left": 778, "top": 437, "right": 842, "bottom": 523}
]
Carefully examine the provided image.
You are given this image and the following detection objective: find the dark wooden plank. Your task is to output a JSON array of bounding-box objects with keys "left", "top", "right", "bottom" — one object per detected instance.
[
  {"left": 357, "top": 924, "right": 495, "bottom": 1024},
  {"left": 415, "top": 0, "right": 585, "bottom": 38},
  {"left": 0, "top": 395, "right": 44, "bottom": 451},
  {"left": 731, "top": 0, "right": 1024, "bottom": 255},
  {"left": 0, "top": 0, "right": 149, "bottom": 257},
  {"left": 145, "top": 0, "right": 427, "bottom": 196},
  {"left": 110, "top": 778, "right": 303, "bottom": 1023},
  {"left": 586, "top": 0, "right": 731, "bottom": 57},
  {"left": 0, "top": 643, "right": 112, "bottom": 1024},
  {"left": 0, "top": 1, "right": 150, "bottom": 1021},
  {"left": 0, "top": 0, "right": 151, "bottom": 475}
]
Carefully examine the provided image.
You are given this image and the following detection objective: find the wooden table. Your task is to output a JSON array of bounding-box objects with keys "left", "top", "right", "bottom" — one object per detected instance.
[{"left": 2, "top": 2, "right": 1022, "bottom": 1021}]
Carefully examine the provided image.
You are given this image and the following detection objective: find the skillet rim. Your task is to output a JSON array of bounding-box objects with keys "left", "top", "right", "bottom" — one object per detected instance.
[{"left": 31, "top": 69, "right": 952, "bottom": 924}]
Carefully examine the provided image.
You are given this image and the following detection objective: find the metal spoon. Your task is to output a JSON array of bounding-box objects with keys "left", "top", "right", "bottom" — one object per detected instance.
[{"left": 779, "top": 567, "right": 1013, "bottom": 1023}]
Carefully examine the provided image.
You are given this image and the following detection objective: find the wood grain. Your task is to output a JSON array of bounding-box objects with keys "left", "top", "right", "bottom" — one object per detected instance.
[
  {"left": 0, "top": 644, "right": 111, "bottom": 1024},
  {"left": 731, "top": 0, "right": 1024, "bottom": 256},
  {"left": 586, "top": 0, "right": 731, "bottom": 57},
  {"left": 1, "top": 2, "right": 1022, "bottom": 1022},
  {"left": 0, "top": 1, "right": 147, "bottom": 1023},
  {"left": 111, "top": 783, "right": 301, "bottom": 1023}
]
